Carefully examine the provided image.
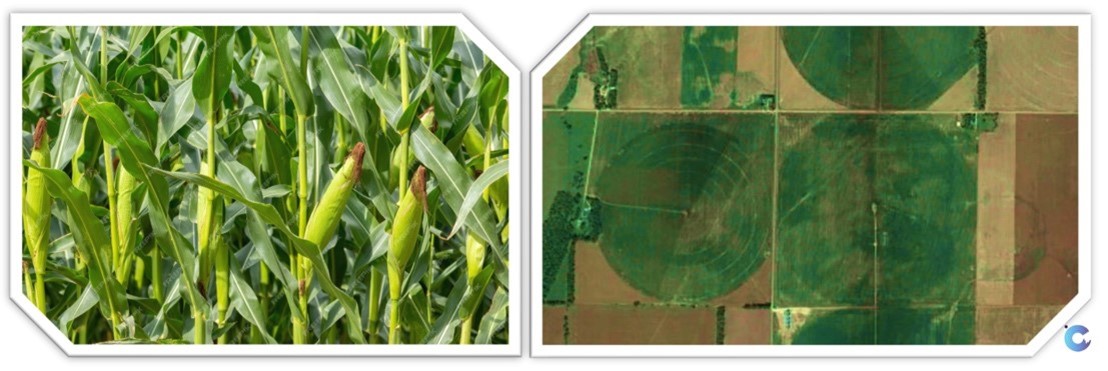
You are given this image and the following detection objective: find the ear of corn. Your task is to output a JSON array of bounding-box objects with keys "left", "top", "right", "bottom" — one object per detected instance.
[
  {"left": 22, "top": 25, "right": 509, "bottom": 345},
  {"left": 387, "top": 166, "right": 426, "bottom": 344},
  {"left": 114, "top": 167, "right": 136, "bottom": 285},
  {"left": 23, "top": 118, "right": 52, "bottom": 312},
  {"left": 196, "top": 161, "right": 219, "bottom": 290},
  {"left": 465, "top": 235, "right": 487, "bottom": 283},
  {"left": 304, "top": 142, "right": 365, "bottom": 247},
  {"left": 388, "top": 166, "right": 427, "bottom": 299}
]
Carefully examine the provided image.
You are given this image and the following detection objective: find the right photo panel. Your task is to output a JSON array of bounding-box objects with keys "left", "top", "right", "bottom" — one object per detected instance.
[{"left": 535, "top": 17, "right": 1081, "bottom": 355}]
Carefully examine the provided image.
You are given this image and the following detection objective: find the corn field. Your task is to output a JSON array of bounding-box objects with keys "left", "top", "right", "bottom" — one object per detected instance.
[{"left": 19, "top": 25, "right": 510, "bottom": 345}]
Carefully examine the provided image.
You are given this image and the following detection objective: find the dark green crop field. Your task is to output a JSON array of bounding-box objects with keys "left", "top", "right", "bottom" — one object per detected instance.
[{"left": 542, "top": 26, "right": 1077, "bottom": 345}]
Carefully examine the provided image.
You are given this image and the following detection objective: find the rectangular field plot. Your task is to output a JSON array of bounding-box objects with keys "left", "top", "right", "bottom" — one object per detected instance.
[{"left": 541, "top": 26, "right": 1078, "bottom": 346}]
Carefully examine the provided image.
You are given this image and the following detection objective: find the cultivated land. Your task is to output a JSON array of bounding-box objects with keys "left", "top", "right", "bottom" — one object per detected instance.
[{"left": 542, "top": 26, "right": 1077, "bottom": 345}]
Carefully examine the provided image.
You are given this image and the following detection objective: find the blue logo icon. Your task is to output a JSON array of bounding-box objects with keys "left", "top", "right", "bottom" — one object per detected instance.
[{"left": 1065, "top": 325, "right": 1091, "bottom": 352}]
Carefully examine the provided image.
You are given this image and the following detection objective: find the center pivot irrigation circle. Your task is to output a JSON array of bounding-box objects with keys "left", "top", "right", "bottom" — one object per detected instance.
[{"left": 595, "top": 123, "right": 769, "bottom": 302}]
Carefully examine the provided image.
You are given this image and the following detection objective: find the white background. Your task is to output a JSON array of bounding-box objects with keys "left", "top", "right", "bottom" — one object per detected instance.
[{"left": 2, "top": 0, "right": 1104, "bottom": 369}]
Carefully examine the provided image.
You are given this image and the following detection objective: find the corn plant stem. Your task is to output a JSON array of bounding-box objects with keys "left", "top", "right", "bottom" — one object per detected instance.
[
  {"left": 367, "top": 267, "right": 382, "bottom": 344},
  {"left": 76, "top": 312, "right": 89, "bottom": 344},
  {"left": 195, "top": 316, "right": 206, "bottom": 344},
  {"left": 23, "top": 263, "right": 37, "bottom": 309},
  {"left": 388, "top": 298, "right": 400, "bottom": 344},
  {"left": 96, "top": 27, "right": 123, "bottom": 340},
  {"left": 151, "top": 246, "right": 163, "bottom": 302},
  {"left": 426, "top": 240, "right": 433, "bottom": 325},
  {"left": 460, "top": 106, "right": 499, "bottom": 346},
  {"left": 400, "top": 40, "right": 411, "bottom": 108},
  {"left": 103, "top": 148, "right": 120, "bottom": 278},
  {"left": 424, "top": 29, "right": 436, "bottom": 325},
  {"left": 296, "top": 112, "right": 310, "bottom": 345},
  {"left": 388, "top": 35, "right": 414, "bottom": 346},
  {"left": 256, "top": 87, "right": 271, "bottom": 342},
  {"left": 215, "top": 241, "right": 229, "bottom": 344},
  {"left": 288, "top": 233, "right": 303, "bottom": 343},
  {"left": 277, "top": 86, "right": 304, "bottom": 344},
  {"left": 205, "top": 110, "right": 231, "bottom": 329},
  {"left": 398, "top": 132, "right": 410, "bottom": 194},
  {"left": 251, "top": 262, "right": 270, "bottom": 343},
  {"left": 460, "top": 317, "right": 473, "bottom": 345},
  {"left": 99, "top": 27, "right": 121, "bottom": 297},
  {"left": 397, "top": 35, "right": 412, "bottom": 193},
  {"left": 35, "top": 270, "right": 46, "bottom": 312}
]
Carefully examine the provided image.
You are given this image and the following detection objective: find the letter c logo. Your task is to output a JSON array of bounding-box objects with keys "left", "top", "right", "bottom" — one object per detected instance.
[{"left": 1065, "top": 325, "right": 1091, "bottom": 352}]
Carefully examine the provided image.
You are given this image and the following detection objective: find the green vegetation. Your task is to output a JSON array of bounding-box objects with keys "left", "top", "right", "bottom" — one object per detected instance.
[
  {"left": 20, "top": 25, "right": 509, "bottom": 345},
  {"left": 782, "top": 26, "right": 978, "bottom": 110}
]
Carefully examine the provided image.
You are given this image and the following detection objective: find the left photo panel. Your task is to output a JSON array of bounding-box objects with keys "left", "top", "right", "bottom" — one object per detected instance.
[{"left": 11, "top": 13, "right": 520, "bottom": 356}]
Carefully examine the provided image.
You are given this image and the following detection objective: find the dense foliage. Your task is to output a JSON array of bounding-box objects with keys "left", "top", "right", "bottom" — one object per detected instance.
[{"left": 20, "top": 25, "right": 510, "bottom": 345}]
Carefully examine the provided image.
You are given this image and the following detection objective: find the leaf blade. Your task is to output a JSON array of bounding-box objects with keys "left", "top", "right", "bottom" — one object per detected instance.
[
  {"left": 447, "top": 160, "right": 508, "bottom": 239},
  {"left": 252, "top": 26, "right": 314, "bottom": 116},
  {"left": 409, "top": 125, "right": 505, "bottom": 263}
]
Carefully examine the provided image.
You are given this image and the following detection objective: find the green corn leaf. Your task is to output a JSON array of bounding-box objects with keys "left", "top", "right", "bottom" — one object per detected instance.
[
  {"left": 24, "top": 161, "right": 130, "bottom": 329},
  {"left": 193, "top": 26, "right": 234, "bottom": 118},
  {"left": 244, "top": 211, "right": 306, "bottom": 329},
  {"left": 150, "top": 168, "right": 367, "bottom": 344},
  {"left": 20, "top": 59, "right": 60, "bottom": 88},
  {"left": 64, "top": 51, "right": 108, "bottom": 101},
  {"left": 126, "top": 26, "right": 153, "bottom": 56},
  {"left": 77, "top": 96, "right": 208, "bottom": 324},
  {"left": 421, "top": 275, "right": 467, "bottom": 344},
  {"left": 147, "top": 273, "right": 183, "bottom": 340},
  {"left": 158, "top": 78, "right": 196, "bottom": 152},
  {"left": 429, "top": 26, "right": 456, "bottom": 71},
  {"left": 231, "top": 57, "right": 264, "bottom": 106},
  {"left": 475, "top": 286, "right": 509, "bottom": 344},
  {"left": 447, "top": 160, "right": 508, "bottom": 239},
  {"left": 307, "top": 26, "right": 371, "bottom": 142},
  {"left": 367, "top": 82, "right": 424, "bottom": 133},
  {"left": 252, "top": 26, "right": 314, "bottom": 116},
  {"left": 409, "top": 125, "right": 505, "bottom": 264},
  {"left": 106, "top": 81, "right": 158, "bottom": 142},
  {"left": 52, "top": 35, "right": 100, "bottom": 169},
  {"left": 58, "top": 284, "right": 99, "bottom": 334},
  {"left": 458, "top": 265, "right": 495, "bottom": 321},
  {"left": 227, "top": 253, "right": 277, "bottom": 344}
]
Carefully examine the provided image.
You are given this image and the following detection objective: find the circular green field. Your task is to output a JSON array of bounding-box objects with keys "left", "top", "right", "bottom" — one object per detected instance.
[
  {"left": 782, "top": 26, "right": 978, "bottom": 110},
  {"left": 593, "top": 123, "right": 770, "bottom": 302}
]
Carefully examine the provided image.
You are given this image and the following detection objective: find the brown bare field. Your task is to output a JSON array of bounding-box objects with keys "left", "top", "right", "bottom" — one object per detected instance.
[
  {"left": 542, "top": 42, "right": 593, "bottom": 109},
  {"left": 724, "top": 309, "right": 772, "bottom": 345},
  {"left": 986, "top": 27, "right": 1078, "bottom": 112},
  {"left": 1013, "top": 114, "right": 1078, "bottom": 305},
  {"left": 776, "top": 39, "right": 844, "bottom": 111},
  {"left": 976, "top": 113, "right": 1016, "bottom": 306},
  {"left": 569, "top": 305, "right": 716, "bottom": 344},
  {"left": 543, "top": 306, "right": 568, "bottom": 345},
  {"left": 735, "top": 26, "right": 778, "bottom": 107},
  {"left": 575, "top": 241, "right": 654, "bottom": 305},
  {"left": 976, "top": 306, "right": 1062, "bottom": 344},
  {"left": 929, "top": 67, "right": 978, "bottom": 111}
]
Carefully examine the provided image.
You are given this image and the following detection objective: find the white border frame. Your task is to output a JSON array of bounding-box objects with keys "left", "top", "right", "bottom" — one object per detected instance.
[
  {"left": 9, "top": 12, "right": 522, "bottom": 357},
  {"left": 529, "top": 14, "right": 1092, "bottom": 357}
]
